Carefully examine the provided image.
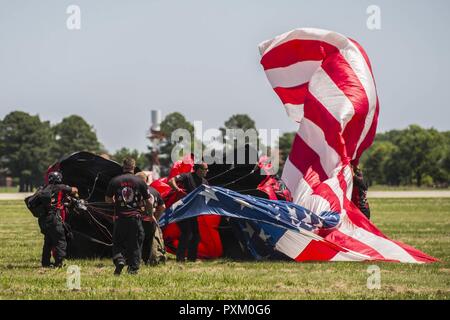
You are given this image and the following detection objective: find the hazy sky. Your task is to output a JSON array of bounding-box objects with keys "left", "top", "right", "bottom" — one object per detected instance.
[{"left": 0, "top": 0, "right": 449, "bottom": 153}]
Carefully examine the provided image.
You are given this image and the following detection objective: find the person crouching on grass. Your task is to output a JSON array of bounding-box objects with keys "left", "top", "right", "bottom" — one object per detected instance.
[{"left": 135, "top": 171, "right": 167, "bottom": 266}]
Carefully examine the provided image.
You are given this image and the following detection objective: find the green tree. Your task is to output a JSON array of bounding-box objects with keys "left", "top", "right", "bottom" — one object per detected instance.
[
  {"left": 361, "top": 140, "right": 397, "bottom": 185},
  {"left": 220, "top": 114, "right": 257, "bottom": 142},
  {"left": 0, "top": 117, "right": 3, "bottom": 166},
  {"left": 222, "top": 114, "right": 256, "bottom": 132},
  {"left": 432, "top": 131, "right": 450, "bottom": 186},
  {"left": 441, "top": 148, "right": 450, "bottom": 185},
  {"left": 394, "top": 125, "right": 445, "bottom": 187},
  {"left": 160, "top": 112, "right": 195, "bottom": 137},
  {"left": 277, "top": 132, "right": 296, "bottom": 171},
  {"left": 220, "top": 114, "right": 260, "bottom": 158},
  {"left": 156, "top": 112, "right": 196, "bottom": 173},
  {"left": 368, "top": 126, "right": 446, "bottom": 187},
  {"left": 53, "top": 115, "right": 102, "bottom": 158},
  {"left": 0, "top": 111, "right": 54, "bottom": 191},
  {"left": 112, "top": 148, "right": 148, "bottom": 170}
]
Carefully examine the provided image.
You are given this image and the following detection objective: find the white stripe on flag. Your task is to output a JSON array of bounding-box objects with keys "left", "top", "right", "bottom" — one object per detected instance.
[
  {"left": 338, "top": 218, "right": 419, "bottom": 263},
  {"left": 309, "top": 67, "right": 355, "bottom": 130},
  {"left": 344, "top": 165, "right": 353, "bottom": 201},
  {"left": 284, "top": 103, "right": 304, "bottom": 123},
  {"left": 300, "top": 192, "right": 332, "bottom": 214},
  {"left": 265, "top": 60, "right": 322, "bottom": 88},
  {"left": 297, "top": 119, "right": 342, "bottom": 177},
  {"left": 282, "top": 160, "right": 334, "bottom": 213},
  {"left": 324, "top": 172, "right": 345, "bottom": 210},
  {"left": 275, "top": 229, "right": 312, "bottom": 259},
  {"left": 281, "top": 158, "right": 305, "bottom": 199},
  {"left": 330, "top": 251, "right": 369, "bottom": 262},
  {"left": 259, "top": 28, "right": 333, "bottom": 56},
  {"left": 339, "top": 44, "right": 377, "bottom": 160}
]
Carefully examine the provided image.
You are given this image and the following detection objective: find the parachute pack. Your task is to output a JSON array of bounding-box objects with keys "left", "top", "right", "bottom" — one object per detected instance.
[{"left": 24, "top": 186, "right": 52, "bottom": 218}]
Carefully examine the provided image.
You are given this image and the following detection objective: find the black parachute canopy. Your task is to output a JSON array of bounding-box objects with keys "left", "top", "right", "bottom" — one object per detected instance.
[
  {"left": 44, "top": 150, "right": 287, "bottom": 259},
  {"left": 48, "top": 151, "right": 139, "bottom": 203},
  {"left": 47, "top": 152, "right": 140, "bottom": 258},
  {"left": 206, "top": 144, "right": 268, "bottom": 198}
]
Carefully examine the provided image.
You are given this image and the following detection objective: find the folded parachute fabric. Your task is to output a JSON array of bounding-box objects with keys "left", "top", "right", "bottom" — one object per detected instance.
[{"left": 161, "top": 185, "right": 368, "bottom": 262}]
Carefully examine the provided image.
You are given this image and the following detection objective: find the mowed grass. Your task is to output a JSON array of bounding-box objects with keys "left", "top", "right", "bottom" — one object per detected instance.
[
  {"left": 369, "top": 185, "right": 448, "bottom": 191},
  {"left": 0, "top": 187, "right": 19, "bottom": 193},
  {"left": 0, "top": 199, "right": 449, "bottom": 300}
]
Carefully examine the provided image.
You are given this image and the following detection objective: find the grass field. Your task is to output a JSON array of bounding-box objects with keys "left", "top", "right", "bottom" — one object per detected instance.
[
  {"left": 0, "top": 187, "right": 19, "bottom": 193},
  {"left": 368, "top": 185, "right": 448, "bottom": 191},
  {"left": 0, "top": 199, "right": 449, "bottom": 300},
  {"left": 1, "top": 185, "right": 448, "bottom": 193}
]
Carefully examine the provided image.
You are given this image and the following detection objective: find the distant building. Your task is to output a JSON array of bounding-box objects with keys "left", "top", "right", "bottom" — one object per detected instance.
[{"left": 147, "top": 110, "right": 163, "bottom": 178}]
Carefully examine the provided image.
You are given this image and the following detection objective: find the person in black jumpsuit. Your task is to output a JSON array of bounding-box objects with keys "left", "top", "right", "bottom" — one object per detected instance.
[
  {"left": 135, "top": 171, "right": 166, "bottom": 265},
  {"left": 352, "top": 165, "right": 371, "bottom": 219},
  {"left": 39, "top": 171, "right": 78, "bottom": 268},
  {"left": 106, "top": 158, "right": 155, "bottom": 275},
  {"left": 168, "top": 162, "right": 209, "bottom": 262}
]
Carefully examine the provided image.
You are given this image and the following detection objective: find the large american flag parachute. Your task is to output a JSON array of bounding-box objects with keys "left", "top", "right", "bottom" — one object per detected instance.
[{"left": 259, "top": 28, "right": 437, "bottom": 263}]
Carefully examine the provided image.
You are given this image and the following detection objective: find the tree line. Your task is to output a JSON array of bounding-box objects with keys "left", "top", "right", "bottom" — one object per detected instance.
[
  {"left": 360, "top": 125, "right": 449, "bottom": 187},
  {"left": 0, "top": 111, "right": 105, "bottom": 191},
  {"left": 0, "top": 111, "right": 260, "bottom": 191},
  {"left": 1, "top": 110, "right": 448, "bottom": 191},
  {"left": 277, "top": 125, "right": 450, "bottom": 188}
]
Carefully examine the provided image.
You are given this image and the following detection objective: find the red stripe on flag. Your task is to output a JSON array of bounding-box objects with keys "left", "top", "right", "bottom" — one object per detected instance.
[
  {"left": 303, "top": 91, "right": 348, "bottom": 161},
  {"left": 354, "top": 98, "right": 379, "bottom": 163},
  {"left": 294, "top": 239, "right": 341, "bottom": 262},
  {"left": 261, "top": 39, "right": 338, "bottom": 70},
  {"left": 273, "top": 83, "right": 308, "bottom": 105},
  {"left": 288, "top": 133, "right": 328, "bottom": 185},
  {"left": 390, "top": 240, "right": 439, "bottom": 263},
  {"left": 311, "top": 182, "right": 342, "bottom": 212},
  {"left": 322, "top": 53, "right": 370, "bottom": 158},
  {"left": 325, "top": 229, "right": 386, "bottom": 260},
  {"left": 288, "top": 135, "right": 343, "bottom": 212},
  {"left": 344, "top": 199, "right": 386, "bottom": 238},
  {"left": 343, "top": 199, "right": 437, "bottom": 262}
]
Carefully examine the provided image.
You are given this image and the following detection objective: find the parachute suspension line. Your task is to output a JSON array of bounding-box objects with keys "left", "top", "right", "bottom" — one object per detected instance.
[
  {"left": 220, "top": 165, "right": 258, "bottom": 188},
  {"left": 85, "top": 206, "right": 113, "bottom": 241},
  {"left": 86, "top": 172, "right": 102, "bottom": 201},
  {"left": 85, "top": 204, "right": 115, "bottom": 217},
  {"left": 206, "top": 165, "right": 238, "bottom": 182},
  {"left": 84, "top": 201, "right": 115, "bottom": 207},
  {"left": 72, "top": 230, "right": 113, "bottom": 247}
]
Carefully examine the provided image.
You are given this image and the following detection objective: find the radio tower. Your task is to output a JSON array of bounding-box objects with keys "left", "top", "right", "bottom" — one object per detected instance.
[{"left": 147, "top": 110, "right": 164, "bottom": 179}]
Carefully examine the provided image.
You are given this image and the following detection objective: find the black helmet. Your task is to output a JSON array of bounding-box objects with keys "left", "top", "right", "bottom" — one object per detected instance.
[{"left": 48, "top": 171, "right": 63, "bottom": 184}]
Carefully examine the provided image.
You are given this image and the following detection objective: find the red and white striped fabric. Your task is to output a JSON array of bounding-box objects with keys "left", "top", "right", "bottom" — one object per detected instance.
[{"left": 259, "top": 28, "right": 437, "bottom": 263}]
